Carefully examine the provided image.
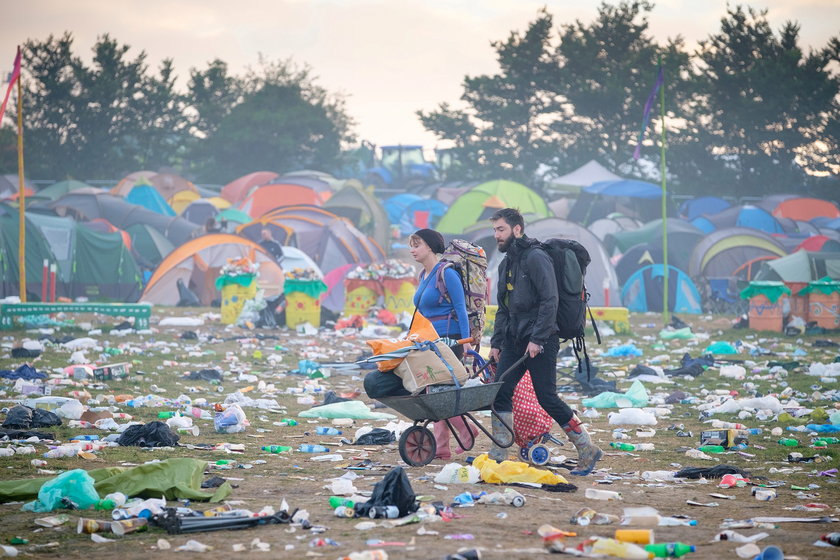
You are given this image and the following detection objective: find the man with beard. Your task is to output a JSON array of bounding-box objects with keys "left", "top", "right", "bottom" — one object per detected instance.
[{"left": 487, "top": 208, "right": 602, "bottom": 476}]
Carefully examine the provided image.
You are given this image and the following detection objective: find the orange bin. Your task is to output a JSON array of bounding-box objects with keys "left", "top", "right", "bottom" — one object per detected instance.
[
  {"left": 740, "top": 281, "right": 790, "bottom": 333},
  {"left": 785, "top": 282, "right": 809, "bottom": 319},
  {"left": 802, "top": 279, "right": 840, "bottom": 329}
]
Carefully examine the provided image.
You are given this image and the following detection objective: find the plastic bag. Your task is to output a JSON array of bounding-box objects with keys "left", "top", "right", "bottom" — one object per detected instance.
[
  {"left": 603, "top": 344, "right": 642, "bottom": 357},
  {"left": 355, "top": 467, "right": 418, "bottom": 518},
  {"left": 705, "top": 341, "right": 739, "bottom": 355},
  {"left": 56, "top": 399, "right": 84, "bottom": 421},
  {"left": 298, "top": 401, "right": 396, "bottom": 420},
  {"left": 581, "top": 380, "right": 649, "bottom": 409},
  {"left": 434, "top": 463, "right": 481, "bottom": 484},
  {"left": 2, "top": 405, "right": 33, "bottom": 429},
  {"left": 607, "top": 408, "right": 658, "bottom": 426},
  {"left": 117, "top": 421, "right": 180, "bottom": 447},
  {"left": 366, "top": 313, "right": 439, "bottom": 371},
  {"left": 472, "top": 454, "right": 568, "bottom": 485},
  {"left": 22, "top": 469, "right": 100, "bottom": 512},
  {"left": 214, "top": 404, "right": 249, "bottom": 434},
  {"left": 352, "top": 428, "right": 395, "bottom": 445}
]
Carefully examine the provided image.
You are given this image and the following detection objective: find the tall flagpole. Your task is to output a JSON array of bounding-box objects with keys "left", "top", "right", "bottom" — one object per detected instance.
[
  {"left": 658, "top": 54, "right": 668, "bottom": 324},
  {"left": 15, "top": 46, "right": 26, "bottom": 302}
]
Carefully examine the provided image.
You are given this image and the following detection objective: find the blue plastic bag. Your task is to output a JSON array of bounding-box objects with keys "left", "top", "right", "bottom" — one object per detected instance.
[{"left": 22, "top": 469, "right": 100, "bottom": 512}]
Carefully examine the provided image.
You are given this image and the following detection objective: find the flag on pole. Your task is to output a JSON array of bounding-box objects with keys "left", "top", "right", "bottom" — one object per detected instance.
[
  {"left": 632, "top": 63, "right": 664, "bottom": 160},
  {"left": 0, "top": 47, "right": 21, "bottom": 126}
]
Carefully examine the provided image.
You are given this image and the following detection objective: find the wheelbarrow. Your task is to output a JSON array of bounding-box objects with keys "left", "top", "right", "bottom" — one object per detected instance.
[{"left": 376, "top": 352, "right": 528, "bottom": 467}]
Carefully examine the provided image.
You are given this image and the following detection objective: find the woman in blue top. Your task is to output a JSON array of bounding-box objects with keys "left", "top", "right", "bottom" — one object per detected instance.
[{"left": 408, "top": 228, "right": 478, "bottom": 460}]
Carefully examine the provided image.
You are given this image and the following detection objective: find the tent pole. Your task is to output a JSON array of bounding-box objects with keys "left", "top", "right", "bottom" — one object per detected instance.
[
  {"left": 16, "top": 46, "right": 26, "bottom": 302},
  {"left": 658, "top": 55, "right": 669, "bottom": 325}
]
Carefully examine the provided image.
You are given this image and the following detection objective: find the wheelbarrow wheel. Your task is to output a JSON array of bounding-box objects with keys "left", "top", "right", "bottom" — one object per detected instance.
[
  {"left": 519, "top": 447, "right": 530, "bottom": 462},
  {"left": 399, "top": 426, "right": 437, "bottom": 466},
  {"left": 528, "top": 444, "right": 550, "bottom": 466}
]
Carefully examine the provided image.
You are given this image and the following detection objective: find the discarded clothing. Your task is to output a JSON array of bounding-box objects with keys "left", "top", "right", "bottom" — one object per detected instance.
[{"left": 0, "top": 364, "right": 46, "bottom": 381}]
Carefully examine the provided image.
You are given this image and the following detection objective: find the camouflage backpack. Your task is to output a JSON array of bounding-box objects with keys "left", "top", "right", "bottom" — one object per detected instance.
[{"left": 434, "top": 239, "right": 488, "bottom": 345}]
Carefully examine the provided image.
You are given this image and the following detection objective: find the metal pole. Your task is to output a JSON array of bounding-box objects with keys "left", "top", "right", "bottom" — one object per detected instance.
[
  {"left": 659, "top": 56, "right": 669, "bottom": 325},
  {"left": 16, "top": 46, "right": 25, "bottom": 302}
]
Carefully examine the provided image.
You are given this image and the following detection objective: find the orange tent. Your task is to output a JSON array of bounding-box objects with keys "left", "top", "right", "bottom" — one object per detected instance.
[
  {"left": 140, "top": 233, "right": 284, "bottom": 306},
  {"left": 238, "top": 184, "right": 322, "bottom": 218},
  {"left": 772, "top": 198, "right": 840, "bottom": 221},
  {"left": 221, "top": 171, "right": 279, "bottom": 204},
  {"left": 111, "top": 171, "right": 157, "bottom": 196}
]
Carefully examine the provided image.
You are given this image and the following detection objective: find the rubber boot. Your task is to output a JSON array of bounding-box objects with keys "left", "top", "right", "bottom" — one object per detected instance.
[
  {"left": 433, "top": 421, "right": 452, "bottom": 460},
  {"left": 562, "top": 415, "right": 602, "bottom": 476},
  {"left": 488, "top": 412, "right": 513, "bottom": 462}
]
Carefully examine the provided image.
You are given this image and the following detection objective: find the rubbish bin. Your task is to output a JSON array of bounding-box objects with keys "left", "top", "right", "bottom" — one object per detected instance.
[
  {"left": 382, "top": 276, "right": 418, "bottom": 316},
  {"left": 800, "top": 278, "right": 840, "bottom": 329},
  {"left": 740, "top": 281, "right": 790, "bottom": 332},
  {"left": 285, "top": 278, "right": 328, "bottom": 328},
  {"left": 217, "top": 273, "right": 257, "bottom": 325},
  {"left": 785, "top": 282, "right": 809, "bottom": 319},
  {"left": 343, "top": 278, "right": 381, "bottom": 316}
]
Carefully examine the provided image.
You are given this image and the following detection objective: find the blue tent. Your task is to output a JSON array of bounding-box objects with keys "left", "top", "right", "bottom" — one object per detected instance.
[
  {"left": 691, "top": 205, "right": 783, "bottom": 235},
  {"left": 567, "top": 180, "right": 676, "bottom": 225},
  {"left": 126, "top": 184, "right": 176, "bottom": 216},
  {"left": 401, "top": 198, "right": 448, "bottom": 234},
  {"left": 621, "top": 264, "right": 702, "bottom": 314},
  {"left": 383, "top": 193, "right": 423, "bottom": 225},
  {"left": 680, "top": 196, "right": 731, "bottom": 221}
]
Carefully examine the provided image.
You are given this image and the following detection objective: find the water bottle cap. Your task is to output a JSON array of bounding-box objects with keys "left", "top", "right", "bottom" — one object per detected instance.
[{"left": 689, "top": 520, "right": 697, "bottom": 526}]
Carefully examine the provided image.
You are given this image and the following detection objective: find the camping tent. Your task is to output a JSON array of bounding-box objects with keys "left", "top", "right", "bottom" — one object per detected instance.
[
  {"left": 688, "top": 227, "right": 788, "bottom": 280},
  {"left": 239, "top": 206, "right": 385, "bottom": 274},
  {"left": 0, "top": 175, "right": 35, "bottom": 200},
  {"left": 690, "top": 205, "right": 783, "bottom": 234},
  {"left": 754, "top": 251, "right": 840, "bottom": 283},
  {"left": 588, "top": 215, "right": 643, "bottom": 243},
  {"left": 604, "top": 218, "right": 703, "bottom": 256},
  {"left": 22, "top": 212, "right": 143, "bottom": 302},
  {"left": 436, "top": 180, "right": 550, "bottom": 234},
  {"left": 220, "top": 172, "right": 279, "bottom": 205},
  {"left": 141, "top": 234, "right": 284, "bottom": 306},
  {"left": 543, "top": 160, "right": 623, "bottom": 193},
  {"left": 278, "top": 246, "right": 323, "bottom": 278},
  {"left": 182, "top": 199, "right": 221, "bottom": 226},
  {"left": 46, "top": 192, "right": 200, "bottom": 246},
  {"left": 679, "top": 196, "right": 731, "bottom": 221},
  {"left": 622, "top": 264, "right": 702, "bottom": 314},
  {"left": 0, "top": 205, "right": 58, "bottom": 300},
  {"left": 168, "top": 190, "right": 201, "bottom": 214},
  {"left": 483, "top": 217, "right": 619, "bottom": 307},
  {"left": 238, "top": 184, "right": 323, "bottom": 218},
  {"left": 276, "top": 174, "right": 334, "bottom": 202},
  {"left": 567, "top": 179, "right": 676, "bottom": 225},
  {"left": 771, "top": 197, "right": 840, "bottom": 222},
  {"left": 323, "top": 183, "right": 390, "bottom": 251},
  {"left": 125, "top": 184, "right": 176, "bottom": 216},
  {"left": 35, "top": 180, "right": 98, "bottom": 201}
]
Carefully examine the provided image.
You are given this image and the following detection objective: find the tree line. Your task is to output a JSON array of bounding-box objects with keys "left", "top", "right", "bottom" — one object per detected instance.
[{"left": 1, "top": 1, "right": 838, "bottom": 198}]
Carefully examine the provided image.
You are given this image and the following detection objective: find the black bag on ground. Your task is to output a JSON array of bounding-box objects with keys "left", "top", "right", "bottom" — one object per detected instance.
[
  {"left": 117, "top": 421, "right": 180, "bottom": 447},
  {"left": 2, "top": 405, "right": 34, "bottom": 429},
  {"left": 352, "top": 428, "right": 396, "bottom": 445},
  {"left": 31, "top": 408, "right": 62, "bottom": 428},
  {"left": 354, "top": 466, "right": 418, "bottom": 518}
]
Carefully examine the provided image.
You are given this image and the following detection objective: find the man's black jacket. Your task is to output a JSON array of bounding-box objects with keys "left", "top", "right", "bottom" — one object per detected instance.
[{"left": 490, "top": 235, "right": 559, "bottom": 349}]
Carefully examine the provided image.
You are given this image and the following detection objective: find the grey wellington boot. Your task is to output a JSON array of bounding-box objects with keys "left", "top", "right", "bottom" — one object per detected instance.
[
  {"left": 562, "top": 415, "right": 603, "bottom": 476},
  {"left": 488, "top": 412, "right": 514, "bottom": 462}
]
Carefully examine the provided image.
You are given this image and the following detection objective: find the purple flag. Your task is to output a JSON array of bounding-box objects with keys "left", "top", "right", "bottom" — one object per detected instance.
[{"left": 633, "top": 65, "right": 664, "bottom": 160}]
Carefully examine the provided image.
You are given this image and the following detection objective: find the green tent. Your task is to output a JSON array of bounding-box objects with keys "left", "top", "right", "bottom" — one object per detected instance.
[
  {"left": 126, "top": 223, "right": 175, "bottom": 269},
  {"left": 436, "top": 180, "right": 550, "bottom": 234},
  {"left": 754, "top": 251, "right": 840, "bottom": 283},
  {"left": 0, "top": 204, "right": 58, "bottom": 301},
  {"left": 35, "top": 180, "right": 100, "bottom": 201}
]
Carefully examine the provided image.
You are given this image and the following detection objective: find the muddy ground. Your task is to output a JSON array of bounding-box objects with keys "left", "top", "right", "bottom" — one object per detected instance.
[{"left": 0, "top": 310, "right": 838, "bottom": 559}]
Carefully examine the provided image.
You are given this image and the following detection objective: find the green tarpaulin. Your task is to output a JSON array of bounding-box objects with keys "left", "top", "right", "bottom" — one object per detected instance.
[
  {"left": 284, "top": 278, "right": 328, "bottom": 298},
  {"left": 0, "top": 458, "right": 231, "bottom": 504},
  {"left": 215, "top": 273, "right": 256, "bottom": 290},
  {"left": 799, "top": 276, "right": 840, "bottom": 296},
  {"left": 739, "top": 281, "right": 791, "bottom": 303}
]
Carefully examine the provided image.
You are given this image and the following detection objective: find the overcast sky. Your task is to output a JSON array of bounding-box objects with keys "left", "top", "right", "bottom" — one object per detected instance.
[{"left": 3, "top": 0, "right": 838, "bottom": 148}]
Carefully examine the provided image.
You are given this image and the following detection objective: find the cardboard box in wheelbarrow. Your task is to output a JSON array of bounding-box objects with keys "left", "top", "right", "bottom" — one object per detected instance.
[{"left": 394, "top": 342, "right": 470, "bottom": 394}]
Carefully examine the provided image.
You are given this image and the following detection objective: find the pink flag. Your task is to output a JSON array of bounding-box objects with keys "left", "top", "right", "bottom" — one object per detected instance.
[{"left": 0, "top": 47, "right": 21, "bottom": 126}]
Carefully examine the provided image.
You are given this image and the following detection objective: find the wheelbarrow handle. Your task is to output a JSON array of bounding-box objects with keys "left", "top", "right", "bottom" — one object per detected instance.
[{"left": 494, "top": 353, "right": 529, "bottom": 383}]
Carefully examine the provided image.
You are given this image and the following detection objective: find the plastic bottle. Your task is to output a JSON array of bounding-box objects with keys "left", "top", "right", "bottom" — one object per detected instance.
[
  {"left": 645, "top": 542, "right": 696, "bottom": 558},
  {"left": 611, "top": 442, "right": 636, "bottom": 451},
  {"left": 277, "top": 418, "right": 298, "bottom": 426},
  {"left": 590, "top": 538, "right": 651, "bottom": 559},
  {"left": 820, "top": 532, "right": 840, "bottom": 546},
  {"left": 814, "top": 437, "right": 840, "bottom": 445},
  {"left": 658, "top": 517, "right": 697, "bottom": 527},
  {"left": 261, "top": 445, "right": 292, "bottom": 453},
  {"left": 584, "top": 488, "right": 622, "bottom": 501},
  {"left": 743, "top": 428, "right": 762, "bottom": 435},
  {"left": 698, "top": 445, "right": 725, "bottom": 453},
  {"left": 157, "top": 411, "right": 176, "bottom": 419},
  {"left": 334, "top": 506, "right": 356, "bottom": 518},
  {"left": 298, "top": 444, "right": 329, "bottom": 453},
  {"left": 710, "top": 420, "right": 745, "bottom": 429},
  {"left": 329, "top": 496, "right": 356, "bottom": 509},
  {"left": 44, "top": 445, "right": 78, "bottom": 458},
  {"left": 615, "top": 529, "right": 655, "bottom": 544},
  {"left": 778, "top": 438, "right": 798, "bottom": 446},
  {"left": 316, "top": 427, "right": 342, "bottom": 435}
]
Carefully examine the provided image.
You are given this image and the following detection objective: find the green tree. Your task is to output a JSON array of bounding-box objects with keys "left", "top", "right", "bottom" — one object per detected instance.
[
  {"left": 419, "top": 10, "right": 563, "bottom": 184},
  {"left": 185, "top": 59, "right": 242, "bottom": 140},
  {"left": 690, "top": 5, "right": 840, "bottom": 196},
  {"left": 189, "top": 57, "right": 354, "bottom": 183},
  {"left": 553, "top": 1, "right": 692, "bottom": 178}
]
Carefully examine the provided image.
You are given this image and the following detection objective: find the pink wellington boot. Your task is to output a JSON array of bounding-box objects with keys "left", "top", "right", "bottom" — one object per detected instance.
[{"left": 433, "top": 421, "right": 452, "bottom": 460}]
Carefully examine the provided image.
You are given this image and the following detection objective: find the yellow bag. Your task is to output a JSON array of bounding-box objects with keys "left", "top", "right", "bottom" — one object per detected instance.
[
  {"left": 473, "top": 453, "right": 569, "bottom": 484},
  {"left": 366, "top": 313, "right": 439, "bottom": 372}
]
